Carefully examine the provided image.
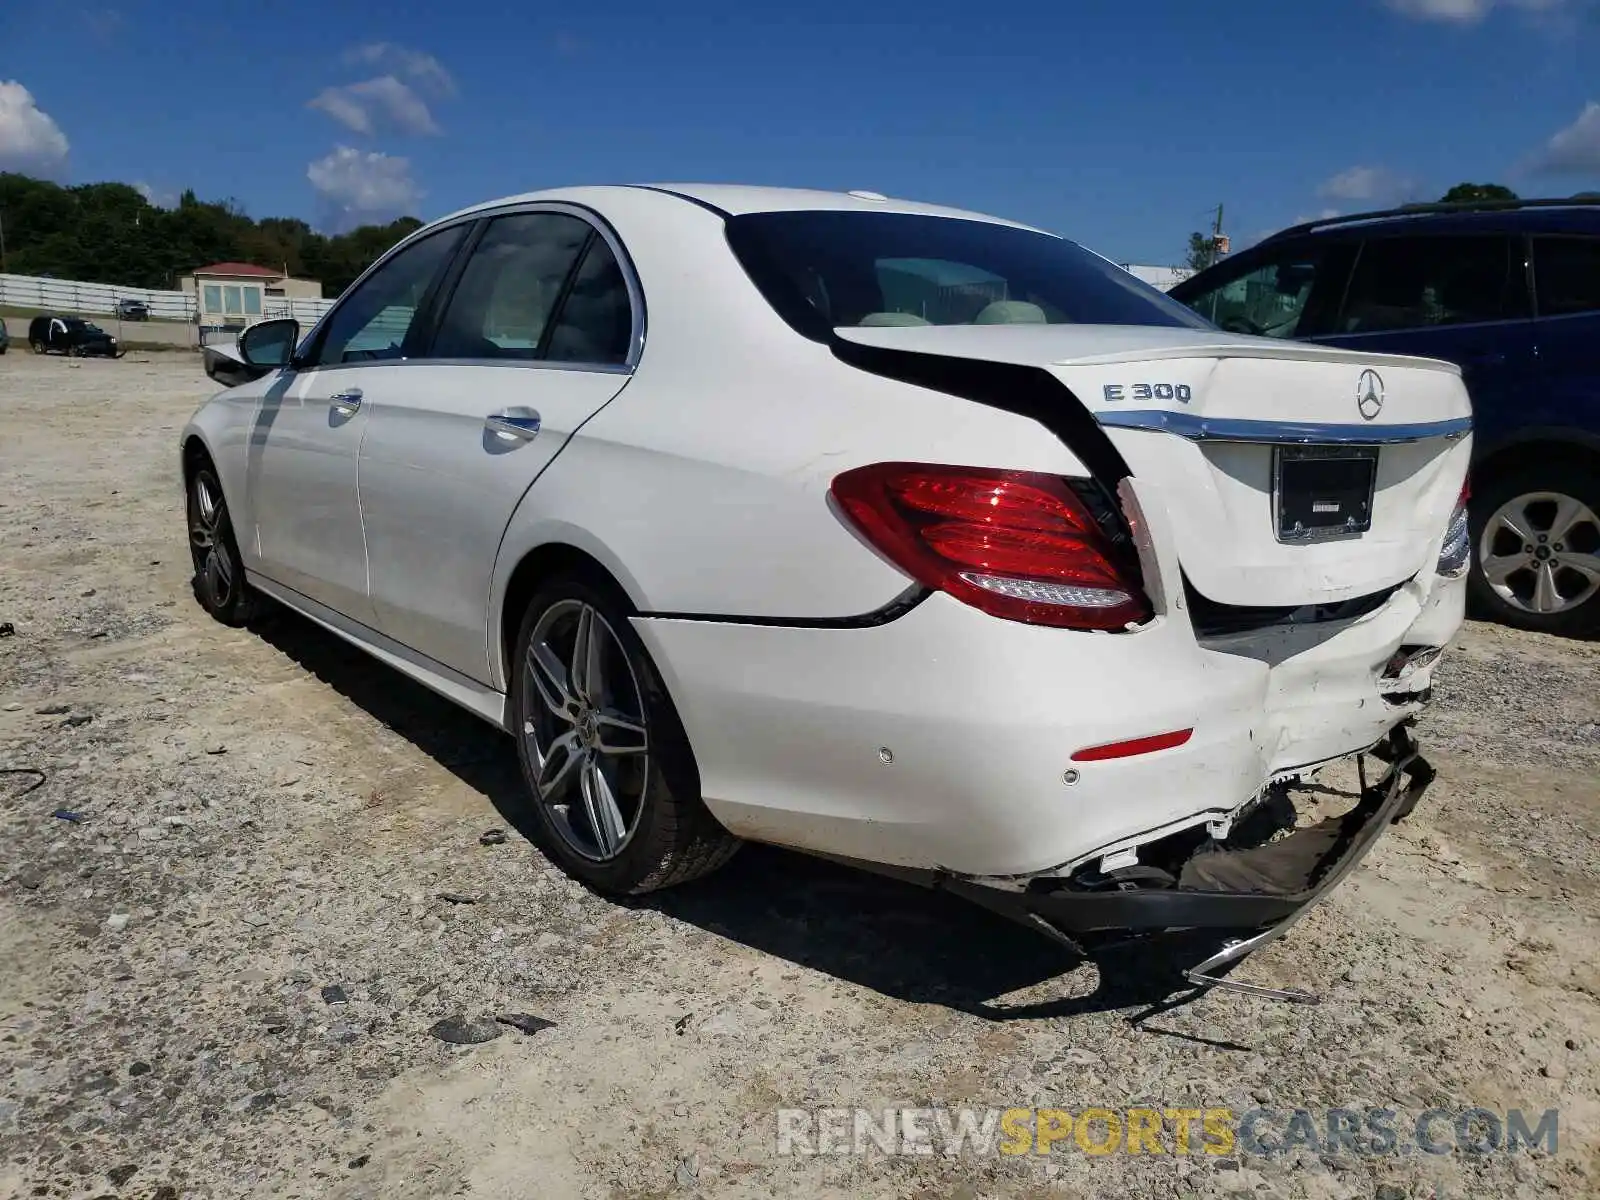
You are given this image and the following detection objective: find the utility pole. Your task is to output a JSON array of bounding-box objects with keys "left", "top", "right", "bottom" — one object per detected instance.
[{"left": 1209, "top": 203, "right": 1227, "bottom": 268}]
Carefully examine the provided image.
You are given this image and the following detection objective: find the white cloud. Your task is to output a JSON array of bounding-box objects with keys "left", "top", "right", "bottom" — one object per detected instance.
[
  {"left": 134, "top": 181, "right": 177, "bottom": 208},
  {"left": 0, "top": 81, "right": 69, "bottom": 178},
  {"left": 1527, "top": 101, "right": 1600, "bottom": 174},
  {"left": 309, "top": 75, "right": 440, "bottom": 137},
  {"left": 1383, "top": 0, "right": 1569, "bottom": 22},
  {"left": 343, "top": 43, "right": 455, "bottom": 97},
  {"left": 307, "top": 145, "right": 421, "bottom": 231},
  {"left": 1317, "top": 165, "right": 1419, "bottom": 204}
]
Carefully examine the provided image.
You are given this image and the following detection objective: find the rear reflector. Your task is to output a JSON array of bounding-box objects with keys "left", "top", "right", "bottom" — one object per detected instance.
[
  {"left": 1072, "top": 728, "right": 1194, "bottom": 762},
  {"left": 829, "top": 463, "right": 1151, "bottom": 630}
]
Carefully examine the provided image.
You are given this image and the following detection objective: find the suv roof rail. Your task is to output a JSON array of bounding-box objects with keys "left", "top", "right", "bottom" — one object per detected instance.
[{"left": 1263, "top": 197, "right": 1600, "bottom": 243}]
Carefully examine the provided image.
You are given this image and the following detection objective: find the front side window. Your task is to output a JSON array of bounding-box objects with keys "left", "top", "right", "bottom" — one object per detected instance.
[
  {"left": 309, "top": 224, "right": 467, "bottom": 366},
  {"left": 1338, "top": 236, "right": 1526, "bottom": 334},
  {"left": 1178, "top": 252, "right": 1328, "bottom": 338},
  {"left": 432, "top": 213, "right": 592, "bottom": 360},
  {"left": 1533, "top": 236, "right": 1600, "bottom": 317},
  {"left": 726, "top": 210, "right": 1210, "bottom": 336}
]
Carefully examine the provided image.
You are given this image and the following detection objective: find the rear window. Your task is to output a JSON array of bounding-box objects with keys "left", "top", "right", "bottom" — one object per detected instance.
[{"left": 725, "top": 210, "right": 1210, "bottom": 338}]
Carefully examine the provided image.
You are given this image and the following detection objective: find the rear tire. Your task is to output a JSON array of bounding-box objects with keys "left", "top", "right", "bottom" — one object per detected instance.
[
  {"left": 30, "top": 339, "right": 44, "bottom": 354},
  {"left": 509, "top": 570, "right": 739, "bottom": 894},
  {"left": 1468, "top": 461, "right": 1600, "bottom": 637},
  {"left": 186, "top": 464, "right": 259, "bottom": 626}
]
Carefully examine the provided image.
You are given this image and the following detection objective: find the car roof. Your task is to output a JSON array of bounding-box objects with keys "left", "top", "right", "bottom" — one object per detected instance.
[
  {"left": 434, "top": 183, "right": 1047, "bottom": 233},
  {"left": 1268, "top": 200, "right": 1600, "bottom": 244}
]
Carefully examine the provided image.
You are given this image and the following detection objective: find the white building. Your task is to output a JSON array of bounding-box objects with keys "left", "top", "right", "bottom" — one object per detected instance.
[{"left": 1119, "top": 263, "right": 1193, "bottom": 292}]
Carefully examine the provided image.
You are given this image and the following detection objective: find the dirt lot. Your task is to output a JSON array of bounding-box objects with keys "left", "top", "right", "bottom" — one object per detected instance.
[{"left": 2, "top": 351, "right": 1598, "bottom": 1200}]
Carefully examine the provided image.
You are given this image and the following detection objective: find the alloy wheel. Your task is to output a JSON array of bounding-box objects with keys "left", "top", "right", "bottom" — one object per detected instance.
[
  {"left": 521, "top": 600, "right": 650, "bottom": 862},
  {"left": 188, "top": 473, "right": 235, "bottom": 610},
  {"left": 1478, "top": 490, "right": 1600, "bottom": 616}
]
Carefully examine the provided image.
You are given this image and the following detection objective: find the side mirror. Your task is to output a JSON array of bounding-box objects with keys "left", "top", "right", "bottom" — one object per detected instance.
[{"left": 238, "top": 318, "right": 300, "bottom": 369}]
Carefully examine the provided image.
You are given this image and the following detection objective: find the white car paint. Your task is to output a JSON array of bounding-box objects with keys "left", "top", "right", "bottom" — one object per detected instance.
[{"left": 182, "top": 183, "right": 1469, "bottom": 886}]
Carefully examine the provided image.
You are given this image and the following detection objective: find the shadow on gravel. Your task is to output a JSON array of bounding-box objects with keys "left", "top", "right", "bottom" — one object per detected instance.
[{"left": 252, "top": 607, "right": 1250, "bottom": 1038}]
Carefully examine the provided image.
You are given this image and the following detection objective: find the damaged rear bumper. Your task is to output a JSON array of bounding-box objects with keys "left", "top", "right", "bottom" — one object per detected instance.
[{"left": 938, "top": 725, "right": 1435, "bottom": 999}]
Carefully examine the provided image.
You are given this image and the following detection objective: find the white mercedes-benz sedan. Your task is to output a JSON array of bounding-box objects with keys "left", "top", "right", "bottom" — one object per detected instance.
[{"left": 185, "top": 185, "right": 1471, "bottom": 995}]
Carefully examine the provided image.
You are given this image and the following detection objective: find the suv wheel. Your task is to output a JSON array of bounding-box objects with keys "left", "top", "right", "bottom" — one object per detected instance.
[
  {"left": 1468, "top": 462, "right": 1600, "bottom": 637},
  {"left": 509, "top": 572, "right": 740, "bottom": 894}
]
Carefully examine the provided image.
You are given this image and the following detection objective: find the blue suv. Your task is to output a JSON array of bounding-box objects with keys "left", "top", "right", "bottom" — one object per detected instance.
[{"left": 1170, "top": 201, "right": 1600, "bottom": 637}]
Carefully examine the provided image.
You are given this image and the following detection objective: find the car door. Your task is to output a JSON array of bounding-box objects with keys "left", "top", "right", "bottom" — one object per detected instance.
[
  {"left": 1172, "top": 237, "right": 1355, "bottom": 341},
  {"left": 246, "top": 223, "right": 468, "bottom": 622},
  {"left": 355, "top": 207, "right": 640, "bottom": 682},
  {"left": 1317, "top": 234, "right": 1536, "bottom": 448},
  {"left": 1529, "top": 233, "right": 1600, "bottom": 441}
]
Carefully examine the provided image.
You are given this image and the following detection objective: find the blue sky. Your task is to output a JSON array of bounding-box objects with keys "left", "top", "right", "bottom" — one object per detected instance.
[{"left": 3, "top": 0, "right": 1600, "bottom": 263}]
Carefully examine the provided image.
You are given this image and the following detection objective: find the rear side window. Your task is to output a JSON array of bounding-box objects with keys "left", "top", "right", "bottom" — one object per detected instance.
[
  {"left": 1338, "top": 236, "right": 1527, "bottom": 334},
  {"left": 1533, "top": 236, "right": 1600, "bottom": 317},
  {"left": 726, "top": 210, "right": 1210, "bottom": 337},
  {"left": 431, "top": 213, "right": 593, "bottom": 360},
  {"left": 544, "top": 236, "right": 634, "bottom": 365}
]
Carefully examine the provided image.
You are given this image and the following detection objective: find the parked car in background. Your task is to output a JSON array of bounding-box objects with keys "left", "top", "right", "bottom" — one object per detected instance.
[
  {"left": 27, "top": 314, "right": 122, "bottom": 358},
  {"left": 116, "top": 298, "right": 150, "bottom": 321},
  {"left": 180, "top": 184, "right": 1467, "bottom": 995},
  {"left": 0, "top": 316, "right": 9, "bottom": 354},
  {"left": 1171, "top": 200, "right": 1600, "bottom": 636}
]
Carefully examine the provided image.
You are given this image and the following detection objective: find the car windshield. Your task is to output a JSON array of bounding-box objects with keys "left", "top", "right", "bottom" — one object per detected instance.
[{"left": 726, "top": 210, "right": 1211, "bottom": 335}]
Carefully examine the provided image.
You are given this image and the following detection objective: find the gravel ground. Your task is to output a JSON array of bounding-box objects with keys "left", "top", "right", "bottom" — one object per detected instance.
[{"left": 1, "top": 351, "right": 1597, "bottom": 1200}]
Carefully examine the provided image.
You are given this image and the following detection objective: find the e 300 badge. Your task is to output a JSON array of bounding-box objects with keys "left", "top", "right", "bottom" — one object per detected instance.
[{"left": 1103, "top": 383, "right": 1193, "bottom": 403}]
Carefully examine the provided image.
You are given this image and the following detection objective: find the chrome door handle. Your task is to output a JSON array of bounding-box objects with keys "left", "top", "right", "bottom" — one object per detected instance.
[
  {"left": 329, "top": 388, "right": 363, "bottom": 414},
  {"left": 485, "top": 411, "right": 541, "bottom": 442}
]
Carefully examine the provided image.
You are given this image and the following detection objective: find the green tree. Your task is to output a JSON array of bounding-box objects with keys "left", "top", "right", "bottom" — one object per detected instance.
[
  {"left": 1438, "top": 183, "right": 1519, "bottom": 204},
  {"left": 0, "top": 170, "right": 421, "bottom": 295},
  {"left": 1185, "top": 231, "right": 1221, "bottom": 273}
]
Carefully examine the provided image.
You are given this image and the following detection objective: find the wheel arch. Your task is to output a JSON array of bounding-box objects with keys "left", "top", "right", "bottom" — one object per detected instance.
[
  {"left": 491, "top": 535, "right": 649, "bottom": 692},
  {"left": 180, "top": 432, "right": 213, "bottom": 482},
  {"left": 1473, "top": 428, "right": 1600, "bottom": 487}
]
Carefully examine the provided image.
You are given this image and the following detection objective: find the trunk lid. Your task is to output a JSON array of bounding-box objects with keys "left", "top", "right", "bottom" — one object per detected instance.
[{"left": 835, "top": 325, "right": 1473, "bottom": 607}]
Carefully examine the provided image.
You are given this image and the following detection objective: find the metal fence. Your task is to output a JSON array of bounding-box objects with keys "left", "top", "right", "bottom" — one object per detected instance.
[{"left": 0, "top": 272, "right": 336, "bottom": 325}]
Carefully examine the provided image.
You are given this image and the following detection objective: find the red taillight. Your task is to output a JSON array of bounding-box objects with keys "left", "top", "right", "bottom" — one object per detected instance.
[{"left": 829, "top": 463, "right": 1152, "bottom": 630}]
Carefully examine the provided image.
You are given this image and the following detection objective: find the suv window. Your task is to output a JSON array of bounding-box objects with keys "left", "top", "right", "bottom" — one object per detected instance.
[
  {"left": 1179, "top": 251, "right": 1329, "bottom": 338},
  {"left": 308, "top": 225, "right": 467, "bottom": 366},
  {"left": 432, "top": 213, "right": 593, "bottom": 361},
  {"left": 1533, "top": 236, "right": 1600, "bottom": 317},
  {"left": 1338, "top": 236, "right": 1526, "bottom": 334}
]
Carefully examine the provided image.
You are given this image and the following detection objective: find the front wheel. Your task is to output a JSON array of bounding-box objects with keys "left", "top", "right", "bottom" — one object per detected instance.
[
  {"left": 1468, "top": 462, "right": 1600, "bottom": 637},
  {"left": 30, "top": 339, "right": 44, "bottom": 354},
  {"left": 509, "top": 572, "right": 739, "bottom": 894},
  {"left": 187, "top": 465, "right": 259, "bottom": 626}
]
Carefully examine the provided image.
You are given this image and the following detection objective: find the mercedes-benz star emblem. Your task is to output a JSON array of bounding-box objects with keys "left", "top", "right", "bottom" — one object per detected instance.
[{"left": 1357, "top": 370, "right": 1385, "bottom": 421}]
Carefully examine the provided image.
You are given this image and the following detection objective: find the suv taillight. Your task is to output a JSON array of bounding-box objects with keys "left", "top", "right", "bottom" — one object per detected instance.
[
  {"left": 1437, "top": 480, "right": 1470, "bottom": 579},
  {"left": 830, "top": 463, "right": 1151, "bottom": 630}
]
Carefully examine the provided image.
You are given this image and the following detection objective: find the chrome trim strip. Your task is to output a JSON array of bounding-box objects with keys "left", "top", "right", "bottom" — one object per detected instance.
[{"left": 1096, "top": 409, "right": 1472, "bottom": 445}]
